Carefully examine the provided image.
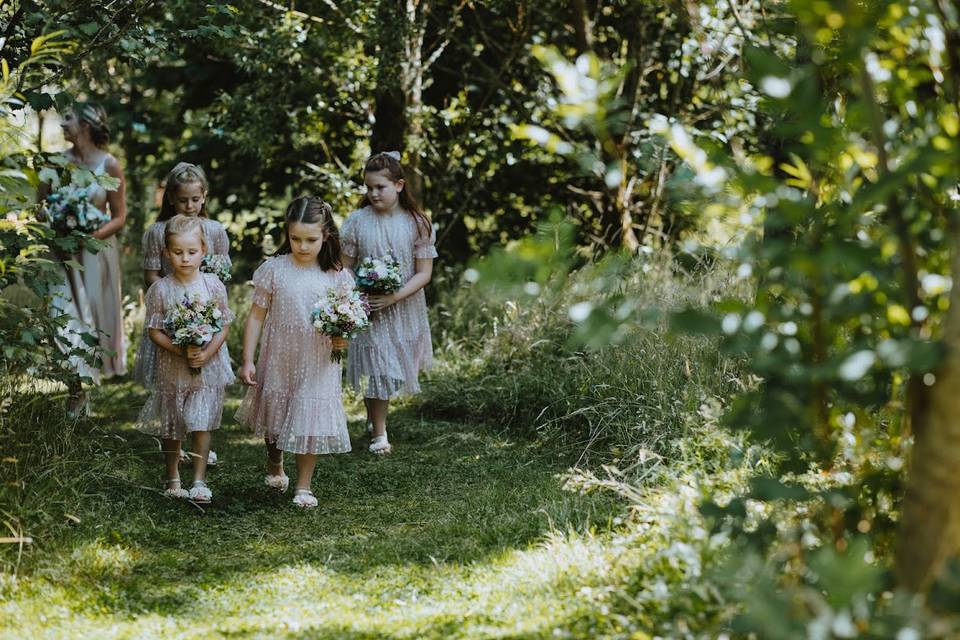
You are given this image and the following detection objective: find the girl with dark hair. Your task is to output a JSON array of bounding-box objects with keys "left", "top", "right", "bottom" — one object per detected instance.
[
  {"left": 236, "top": 196, "right": 353, "bottom": 508},
  {"left": 340, "top": 151, "right": 437, "bottom": 455},
  {"left": 51, "top": 101, "right": 128, "bottom": 414}
]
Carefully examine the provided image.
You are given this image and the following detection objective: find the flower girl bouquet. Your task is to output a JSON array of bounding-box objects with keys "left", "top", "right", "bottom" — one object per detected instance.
[
  {"left": 311, "top": 284, "right": 371, "bottom": 363},
  {"left": 44, "top": 184, "right": 110, "bottom": 236},
  {"left": 163, "top": 294, "right": 225, "bottom": 375},
  {"left": 201, "top": 254, "right": 232, "bottom": 283},
  {"left": 354, "top": 254, "right": 403, "bottom": 295}
]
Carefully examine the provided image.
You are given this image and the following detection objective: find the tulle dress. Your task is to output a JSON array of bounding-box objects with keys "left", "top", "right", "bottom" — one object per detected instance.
[
  {"left": 133, "top": 217, "right": 231, "bottom": 385},
  {"left": 136, "top": 273, "right": 235, "bottom": 439},
  {"left": 235, "top": 255, "right": 353, "bottom": 455},
  {"left": 340, "top": 206, "right": 437, "bottom": 399},
  {"left": 50, "top": 155, "right": 127, "bottom": 381}
]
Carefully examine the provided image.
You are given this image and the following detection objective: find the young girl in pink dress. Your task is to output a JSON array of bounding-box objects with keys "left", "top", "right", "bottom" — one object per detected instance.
[
  {"left": 236, "top": 196, "right": 352, "bottom": 508},
  {"left": 135, "top": 162, "right": 230, "bottom": 466},
  {"left": 136, "top": 215, "right": 234, "bottom": 503},
  {"left": 340, "top": 151, "right": 437, "bottom": 455}
]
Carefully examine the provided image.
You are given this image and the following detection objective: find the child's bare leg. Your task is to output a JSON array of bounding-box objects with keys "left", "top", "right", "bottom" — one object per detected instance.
[
  {"left": 365, "top": 398, "right": 389, "bottom": 438},
  {"left": 265, "top": 438, "right": 284, "bottom": 475},
  {"left": 191, "top": 431, "right": 211, "bottom": 483},
  {"left": 294, "top": 453, "right": 318, "bottom": 492},
  {"left": 162, "top": 438, "right": 181, "bottom": 488}
]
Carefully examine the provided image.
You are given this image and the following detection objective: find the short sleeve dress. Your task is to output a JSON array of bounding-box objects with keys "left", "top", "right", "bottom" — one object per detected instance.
[
  {"left": 339, "top": 206, "right": 437, "bottom": 399},
  {"left": 235, "top": 255, "right": 353, "bottom": 455},
  {"left": 133, "top": 217, "right": 232, "bottom": 385},
  {"left": 136, "top": 273, "right": 235, "bottom": 439}
]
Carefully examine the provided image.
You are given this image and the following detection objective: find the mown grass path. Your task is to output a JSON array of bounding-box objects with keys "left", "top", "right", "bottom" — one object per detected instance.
[{"left": 1, "top": 382, "right": 621, "bottom": 639}]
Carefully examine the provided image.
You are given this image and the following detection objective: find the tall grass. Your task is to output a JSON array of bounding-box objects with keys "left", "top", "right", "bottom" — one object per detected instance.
[
  {"left": 0, "top": 378, "right": 137, "bottom": 576},
  {"left": 422, "top": 256, "right": 749, "bottom": 464}
]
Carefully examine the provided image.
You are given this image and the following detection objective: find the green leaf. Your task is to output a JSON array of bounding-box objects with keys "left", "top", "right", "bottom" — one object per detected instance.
[
  {"left": 669, "top": 308, "right": 720, "bottom": 335},
  {"left": 749, "top": 476, "right": 810, "bottom": 501}
]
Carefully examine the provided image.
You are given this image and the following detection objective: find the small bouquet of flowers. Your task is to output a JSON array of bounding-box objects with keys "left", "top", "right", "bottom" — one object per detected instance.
[
  {"left": 200, "top": 254, "right": 232, "bottom": 283},
  {"left": 311, "top": 284, "right": 371, "bottom": 363},
  {"left": 44, "top": 184, "right": 110, "bottom": 236},
  {"left": 163, "top": 294, "right": 225, "bottom": 375},
  {"left": 354, "top": 254, "right": 403, "bottom": 295}
]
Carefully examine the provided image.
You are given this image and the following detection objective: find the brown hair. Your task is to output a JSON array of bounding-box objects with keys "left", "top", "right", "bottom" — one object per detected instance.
[
  {"left": 159, "top": 162, "right": 210, "bottom": 222},
  {"left": 73, "top": 101, "right": 110, "bottom": 148},
  {"left": 163, "top": 214, "right": 207, "bottom": 251},
  {"left": 275, "top": 196, "right": 342, "bottom": 271},
  {"left": 362, "top": 152, "right": 432, "bottom": 238}
]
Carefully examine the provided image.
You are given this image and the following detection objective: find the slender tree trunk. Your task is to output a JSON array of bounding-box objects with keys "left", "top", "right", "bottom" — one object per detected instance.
[
  {"left": 896, "top": 234, "right": 960, "bottom": 592},
  {"left": 371, "top": 0, "right": 408, "bottom": 154},
  {"left": 402, "top": 0, "right": 426, "bottom": 201}
]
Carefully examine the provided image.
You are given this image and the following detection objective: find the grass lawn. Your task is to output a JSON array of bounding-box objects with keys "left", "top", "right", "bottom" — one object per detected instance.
[{"left": 0, "top": 381, "right": 626, "bottom": 639}]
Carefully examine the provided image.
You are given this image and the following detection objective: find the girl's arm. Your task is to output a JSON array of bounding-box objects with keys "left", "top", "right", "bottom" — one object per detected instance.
[
  {"left": 367, "top": 257, "right": 433, "bottom": 312},
  {"left": 149, "top": 328, "right": 184, "bottom": 356},
  {"left": 93, "top": 156, "right": 127, "bottom": 240},
  {"left": 238, "top": 304, "right": 267, "bottom": 385},
  {"left": 186, "top": 328, "right": 229, "bottom": 369},
  {"left": 341, "top": 254, "right": 356, "bottom": 270}
]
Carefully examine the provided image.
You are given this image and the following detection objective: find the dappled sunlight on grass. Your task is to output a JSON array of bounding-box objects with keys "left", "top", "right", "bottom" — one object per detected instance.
[
  {"left": 2, "top": 527, "right": 622, "bottom": 638},
  {"left": 1, "top": 382, "right": 624, "bottom": 638}
]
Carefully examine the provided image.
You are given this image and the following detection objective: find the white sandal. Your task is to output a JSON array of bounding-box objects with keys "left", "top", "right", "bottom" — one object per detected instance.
[
  {"left": 189, "top": 480, "right": 213, "bottom": 503},
  {"left": 179, "top": 450, "right": 219, "bottom": 466},
  {"left": 163, "top": 478, "right": 189, "bottom": 499},
  {"left": 292, "top": 489, "right": 318, "bottom": 508},
  {"left": 369, "top": 433, "right": 392, "bottom": 455},
  {"left": 366, "top": 421, "right": 373, "bottom": 436}
]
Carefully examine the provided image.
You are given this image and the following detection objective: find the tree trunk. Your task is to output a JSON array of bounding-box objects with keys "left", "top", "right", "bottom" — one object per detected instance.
[
  {"left": 896, "top": 236, "right": 960, "bottom": 592},
  {"left": 371, "top": 0, "right": 428, "bottom": 202},
  {"left": 402, "top": 0, "right": 426, "bottom": 202},
  {"left": 371, "top": 0, "right": 409, "bottom": 154}
]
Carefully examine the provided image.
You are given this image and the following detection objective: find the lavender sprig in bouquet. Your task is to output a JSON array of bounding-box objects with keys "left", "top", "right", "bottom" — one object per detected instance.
[
  {"left": 354, "top": 254, "right": 403, "bottom": 295},
  {"left": 200, "top": 254, "right": 232, "bottom": 283},
  {"left": 163, "top": 293, "right": 225, "bottom": 375},
  {"left": 44, "top": 184, "right": 110, "bottom": 236},
  {"left": 311, "top": 283, "right": 371, "bottom": 363}
]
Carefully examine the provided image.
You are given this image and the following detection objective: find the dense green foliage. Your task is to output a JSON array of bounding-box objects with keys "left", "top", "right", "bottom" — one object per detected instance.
[{"left": 5, "top": 0, "right": 960, "bottom": 637}]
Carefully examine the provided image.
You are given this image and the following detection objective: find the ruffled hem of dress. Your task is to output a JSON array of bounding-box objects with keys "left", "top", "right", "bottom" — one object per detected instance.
[
  {"left": 236, "top": 388, "right": 351, "bottom": 455},
  {"left": 251, "top": 286, "right": 271, "bottom": 308},
  {"left": 345, "top": 340, "right": 432, "bottom": 399},
  {"left": 414, "top": 246, "right": 438, "bottom": 259},
  {"left": 135, "top": 387, "right": 227, "bottom": 439}
]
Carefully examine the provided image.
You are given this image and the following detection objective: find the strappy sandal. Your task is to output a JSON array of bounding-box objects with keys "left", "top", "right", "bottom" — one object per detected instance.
[
  {"left": 265, "top": 457, "right": 288, "bottom": 492},
  {"left": 66, "top": 391, "right": 90, "bottom": 419},
  {"left": 179, "top": 450, "right": 219, "bottom": 466},
  {"left": 163, "top": 478, "right": 189, "bottom": 499},
  {"left": 369, "top": 433, "right": 392, "bottom": 455},
  {"left": 292, "top": 489, "right": 318, "bottom": 508},
  {"left": 366, "top": 421, "right": 373, "bottom": 437},
  {"left": 188, "top": 480, "right": 213, "bottom": 504}
]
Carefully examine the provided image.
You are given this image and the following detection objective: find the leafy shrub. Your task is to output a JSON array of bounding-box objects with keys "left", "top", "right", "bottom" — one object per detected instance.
[{"left": 423, "top": 257, "right": 747, "bottom": 461}]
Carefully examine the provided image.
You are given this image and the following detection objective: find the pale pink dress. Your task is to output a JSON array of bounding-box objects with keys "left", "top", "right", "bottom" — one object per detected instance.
[
  {"left": 235, "top": 255, "right": 353, "bottom": 455},
  {"left": 133, "top": 217, "right": 231, "bottom": 385},
  {"left": 136, "top": 273, "right": 235, "bottom": 439},
  {"left": 340, "top": 206, "right": 437, "bottom": 399},
  {"left": 50, "top": 155, "right": 127, "bottom": 380}
]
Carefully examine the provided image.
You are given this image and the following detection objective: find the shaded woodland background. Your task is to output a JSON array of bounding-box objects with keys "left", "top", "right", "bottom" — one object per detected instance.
[{"left": 5, "top": 1, "right": 960, "bottom": 637}]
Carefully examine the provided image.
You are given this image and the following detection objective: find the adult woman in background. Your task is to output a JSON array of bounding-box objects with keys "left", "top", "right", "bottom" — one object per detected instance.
[{"left": 53, "top": 102, "right": 128, "bottom": 413}]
